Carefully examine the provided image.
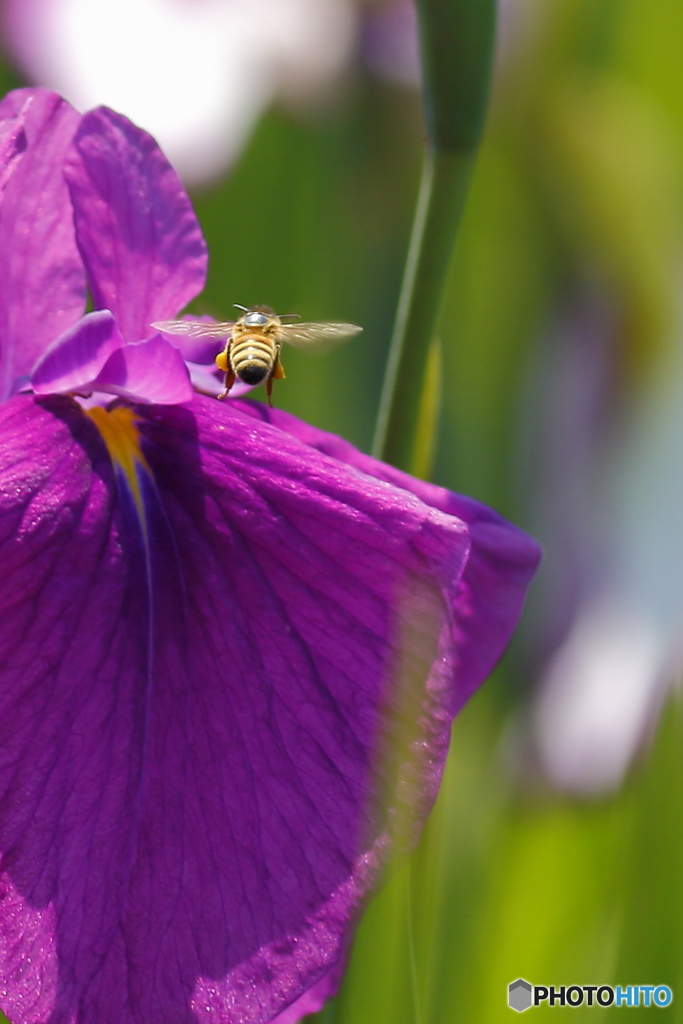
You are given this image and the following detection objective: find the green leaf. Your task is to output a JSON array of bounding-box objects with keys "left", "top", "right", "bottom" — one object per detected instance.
[{"left": 416, "top": 0, "right": 497, "bottom": 152}]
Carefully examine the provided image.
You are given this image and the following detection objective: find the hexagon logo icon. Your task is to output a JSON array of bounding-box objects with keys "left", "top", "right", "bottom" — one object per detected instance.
[{"left": 508, "top": 979, "right": 533, "bottom": 1012}]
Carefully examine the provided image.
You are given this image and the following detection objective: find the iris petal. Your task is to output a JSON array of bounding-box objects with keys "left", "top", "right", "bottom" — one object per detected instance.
[
  {"left": 0, "top": 98, "right": 28, "bottom": 198},
  {"left": 64, "top": 106, "right": 208, "bottom": 344},
  {"left": 31, "top": 309, "right": 125, "bottom": 394},
  {"left": 92, "top": 334, "right": 194, "bottom": 405},
  {"left": 266, "top": 963, "right": 343, "bottom": 1024},
  {"left": 0, "top": 88, "right": 86, "bottom": 399},
  {"left": 31, "top": 313, "right": 193, "bottom": 405},
  {"left": 186, "top": 360, "right": 253, "bottom": 398},
  {"left": 0, "top": 394, "right": 476, "bottom": 1024},
  {"left": 85, "top": 404, "right": 151, "bottom": 524},
  {"left": 227, "top": 400, "right": 542, "bottom": 709}
]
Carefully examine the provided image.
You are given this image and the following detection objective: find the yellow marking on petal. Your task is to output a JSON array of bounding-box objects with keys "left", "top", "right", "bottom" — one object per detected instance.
[{"left": 86, "top": 406, "right": 150, "bottom": 523}]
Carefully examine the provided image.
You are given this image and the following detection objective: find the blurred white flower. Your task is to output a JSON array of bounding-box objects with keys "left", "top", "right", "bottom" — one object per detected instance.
[
  {"left": 3, "top": 0, "right": 358, "bottom": 184},
  {"left": 535, "top": 601, "right": 667, "bottom": 793}
]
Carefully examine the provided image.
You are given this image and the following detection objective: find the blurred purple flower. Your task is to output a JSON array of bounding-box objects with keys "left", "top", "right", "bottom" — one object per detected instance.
[
  {"left": 362, "top": 0, "right": 421, "bottom": 88},
  {"left": 531, "top": 300, "right": 683, "bottom": 793},
  {"left": 0, "top": 87, "right": 540, "bottom": 1023}
]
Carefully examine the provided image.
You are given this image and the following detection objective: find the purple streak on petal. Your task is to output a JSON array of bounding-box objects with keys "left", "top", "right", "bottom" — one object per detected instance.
[
  {"left": 31, "top": 309, "right": 125, "bottom": 395},
  {"left": 65, "top": 107, "right": 208, "bottom": 344},
  {"left": 0, "top": 88, "right": 86, "bottom": 400},
  {"left": 0, "top": 393, "right": 474, "bottom": 1023},
  {"left": 186, "top": 361, "right": 254, "bottom": 398},
  {"left": 9, "top": 375, "right": 31, "bottom": 396},
  {"left": 231, "top": 400, "right": 542, "bottom": 710},
  {"left": 186, "top": 361, "right": 224, "bottom": 395},
  {"left": 158, "top": 314, "right": 232, "bottom": 365},
  {"left": 0, "top": 98, "right": 28, "bottom": 198},
  {"left": 92, "top": 334, "right": 194, "bottom": 405},
  {"left": 171, "top": 334, "right": 227, "bottom": 365}
]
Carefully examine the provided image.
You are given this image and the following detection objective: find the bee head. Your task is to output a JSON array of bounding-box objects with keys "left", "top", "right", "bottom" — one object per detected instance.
[{"left": 242, "top": 311, "right": 269, "bottom": 328}]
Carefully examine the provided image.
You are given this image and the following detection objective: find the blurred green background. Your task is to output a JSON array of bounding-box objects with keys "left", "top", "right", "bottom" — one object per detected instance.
[{"left": 2, "top": 0, "right": 683, "bottom": 1018}]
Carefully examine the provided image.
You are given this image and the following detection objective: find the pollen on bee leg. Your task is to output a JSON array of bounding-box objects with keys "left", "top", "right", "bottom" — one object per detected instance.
[
  {"left": 273, "top": 357, "right": 285, "bottom": 380},
  {"left": 215, "top": 349, "right": 230, "bottom": 372},
  {"left": 217, "top": 367, "right": 236, "bottom": 400}
]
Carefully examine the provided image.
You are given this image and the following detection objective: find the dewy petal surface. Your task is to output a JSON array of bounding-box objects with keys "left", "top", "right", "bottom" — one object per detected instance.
[
  {"left": 64, "top": 107, "right": 208, "bottom": 343},
  {"left": 230, "top": 401, "right": 542, "bottom": 710},
  {"left": 0, "top": 394, "right": 473, "bottom": 1024},
  {"left": 0, "top": 88, "right": 86, "bottom": 399},
  {"left": 266, "top": 960, "right": 345, "bottom": 1024}
]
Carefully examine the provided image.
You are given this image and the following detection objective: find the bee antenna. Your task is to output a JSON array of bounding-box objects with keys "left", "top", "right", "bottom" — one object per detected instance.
[
  {"left": 233, "top": 303, "right": 249, "bottom": 312},
  {"left": 278, "top": 312, "right": 301, "bottom": 321}
]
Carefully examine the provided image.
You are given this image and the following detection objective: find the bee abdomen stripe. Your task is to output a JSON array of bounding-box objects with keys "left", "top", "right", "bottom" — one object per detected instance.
[{"left": 232, "top": 341, "right": 273, "bottom": 359}]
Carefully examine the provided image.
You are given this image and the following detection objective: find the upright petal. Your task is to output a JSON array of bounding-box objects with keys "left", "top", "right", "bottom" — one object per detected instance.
[
  {"left": 230, "top": 401, "right": 542, "bottom": 708},
  {"left": 31, "top": 309, "right": 125, "bottom": 395},
  {"left": 31, "top": 313, "right": 194, "bottom": 405},
  {"left": 0, "top": 98, "right": 28, "bottom": 197},
  {"left": 0, "top": 88, "right": 86, "bottom": 399},
  {"left": 0, "top": 394, "right": 471, "bottom": 1024},
  {"left": 64, "top": 107, "right": 208, "bottom": 343},
  {"left": 92, "top": 334, "right": 194, "bottom": 404}
]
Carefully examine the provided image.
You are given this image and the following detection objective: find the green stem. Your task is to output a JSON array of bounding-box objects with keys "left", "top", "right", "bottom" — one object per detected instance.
[
  {"left": 405, "top": 860, "right": 424, "bottom": 1024},
  {"left": 372, "top": 149, "right": 474, "bottom": 471},
  {"left": 372, "top": 0, "right": 498, "bottom": 473}
]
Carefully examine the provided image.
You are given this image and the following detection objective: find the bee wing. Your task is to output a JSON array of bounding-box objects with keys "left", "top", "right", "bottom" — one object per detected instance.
[
  {"left": 279, "top": 322, "right": 362, "bottom": 352},
  {"left": 151, "top": 319, "right": 234, "bottom": 339}
]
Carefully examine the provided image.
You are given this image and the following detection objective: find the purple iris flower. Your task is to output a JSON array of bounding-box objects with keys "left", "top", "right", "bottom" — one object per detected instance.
[{"left": 0, "top": 87, "right": 540, "bottom": 1024}]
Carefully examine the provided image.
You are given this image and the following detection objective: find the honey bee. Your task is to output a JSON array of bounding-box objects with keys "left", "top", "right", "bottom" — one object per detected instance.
[{"left": 152, "top": 305, "right": 362, "bottom": 402}]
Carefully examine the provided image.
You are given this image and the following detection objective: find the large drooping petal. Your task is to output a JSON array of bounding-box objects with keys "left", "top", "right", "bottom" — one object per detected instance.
[
  {"left": 0, "top": 88, "right": 85, "bottom": 399},
  {"left": 229, "top": 400, "right": 543, "bottom": 709},
  {"left": 0, "top": 393, "right": 475, "bottom": 1024},
  {"left": 64, "top": 106, "right": 208, "bottom": 343}
]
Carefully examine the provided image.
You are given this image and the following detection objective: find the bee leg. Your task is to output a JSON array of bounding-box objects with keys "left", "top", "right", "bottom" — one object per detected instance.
[
  {"left": 273, "top": 356, "right": 286, "bottom": 380},
  {"left": 264, "top": 354, "right": 284, "bottom": 407},
  {"left": 217, "top": 368, "right": 236, "bottom": 400}
]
